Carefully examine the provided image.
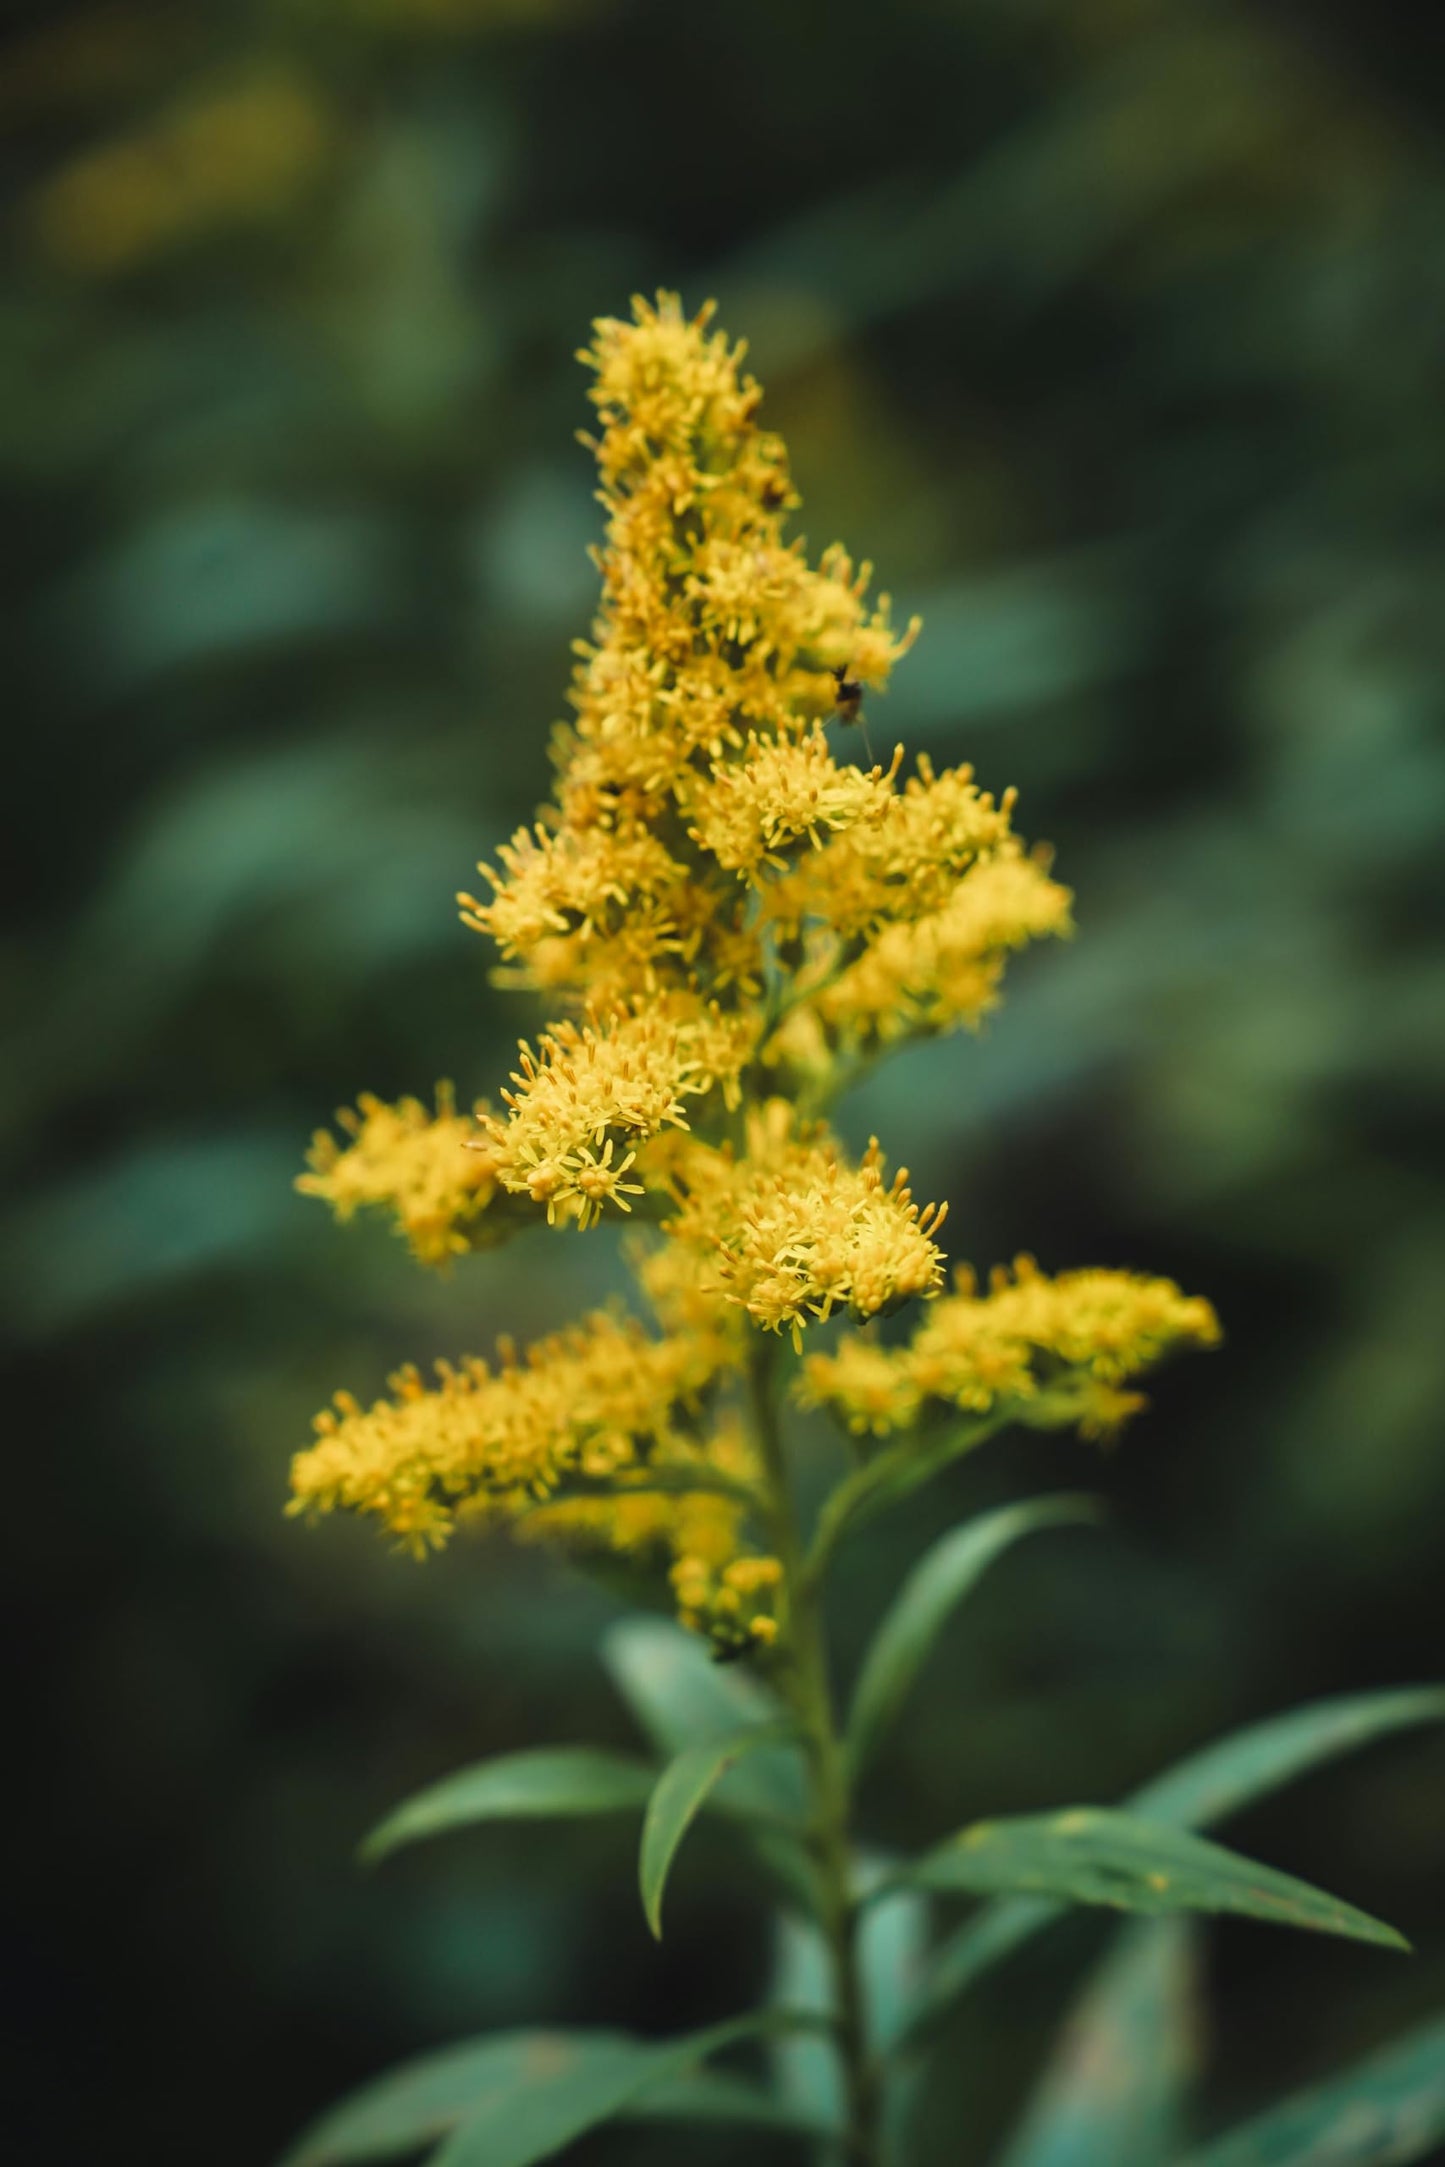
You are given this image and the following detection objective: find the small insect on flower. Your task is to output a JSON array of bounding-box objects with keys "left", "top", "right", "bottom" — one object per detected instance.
[
  {"left": 832, "top": 663, "right": 874, "bottom": 761},
  {"left": 831, "top": 663, "right": 865, "bottom": 725}
]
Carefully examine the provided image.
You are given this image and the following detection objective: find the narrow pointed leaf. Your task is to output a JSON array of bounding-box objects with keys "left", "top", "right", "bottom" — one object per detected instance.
[
  {"left": 896, "top": 1808, "right": 1407, "bottom": 1950},
  {"left": 1184, "top": 2012, "right": 1445, "bottom": 2167},
  {"left": 993, "top": 1918, "right": 1202, "bottom": 2167},
  {"left": 847, "top": 1496, "right": 1103, "bottom": 1780},
  {"left": 622, "top": 2067, "right": 839, "bottom": 2134},
  {"left": 604, "top": 1617, "right": 817, "bottom": 1915},
  {"left": 282, "top": 2011, "right": 831, "bottom": 2167},
  {"left": 641, "top": 1721, "right": 799, "bottom": 1938},
  {"left": 899, "top": 1685, "right": 1445, "bottom": 2046},
  {"left": 1128, "top": 1686, "right": 1445, "bottom": 1829},
  {"left": 360, "top": 1749, "right": 656, "bottom": 1865},
  {"left": 431, "top": 2010, "right": 825, "bottom": 2167},
  {"left": 279, "top": 2031, "right": 643, "bottom": 2167},
  {"left": 602, "top": 1617, "right": 805, "bottom": 1820}
]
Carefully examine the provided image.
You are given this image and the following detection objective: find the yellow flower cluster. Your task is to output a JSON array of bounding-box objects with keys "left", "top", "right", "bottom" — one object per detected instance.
[
  {"left": 475, "top": 999, "right": 752, "bottom": 1229},
  {"left": 801, "top": 1258, "right": 1221, "bottom": 1438},
  {"left": 292, "top": 295, "right": 1216, "bottom": 1648},
  {"left": 298, "top": 1087, "right": 504, "bottom": 1265},
  {"left": 289, "top": 1292, "right": 781, "bottom": 1647},
  {"left": 663, "top": 1104, "right": 947, "bottom": 1348},
  {"left": 522, "top": 1416, "right": 782, "bottom": 1652}
]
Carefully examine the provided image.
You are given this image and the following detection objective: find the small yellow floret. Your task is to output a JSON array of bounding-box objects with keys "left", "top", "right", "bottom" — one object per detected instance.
[
  {"left": 685, "top": 731, "right": 900, "bottom": 878},
  {"left": 797, "top": 1335, "right": 922, "bottom": 1437},
  {"left": 803, "top": 1257, "right": 1220, "bottom": 1440},
  {"left": 477, "top": 1000, "right": 753, "bottom": 1227},
  {"left": 667, "top": 1104, "right": 947, "bottom": 1349},
  {"left": 296, "top": 1086, "right": 499, "bottom": 1264},
  {"left": 290, "top": 1307, "right": 734, "bottom": 1556},
  {"left": 820, "top": 846, "right": 1074, "bottom": 1041}
]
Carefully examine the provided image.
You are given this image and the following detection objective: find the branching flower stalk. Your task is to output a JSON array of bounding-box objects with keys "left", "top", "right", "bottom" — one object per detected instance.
[{"left": 289, "top": 295, "right": 1228, "bottom": 2163}]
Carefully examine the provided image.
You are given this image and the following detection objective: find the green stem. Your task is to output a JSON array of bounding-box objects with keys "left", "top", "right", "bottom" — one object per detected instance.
[
  {"left": 802, "top": 1410, "right": 1011, "bottom": 1594},
  {"left": 747, "top": 1337, "right": 881, "bottom": 2166}
]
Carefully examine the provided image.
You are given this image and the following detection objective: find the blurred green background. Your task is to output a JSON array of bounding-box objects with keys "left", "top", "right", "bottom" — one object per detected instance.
[{"left": 5, "top": 1, "right": 1444, "bottom": 2161}]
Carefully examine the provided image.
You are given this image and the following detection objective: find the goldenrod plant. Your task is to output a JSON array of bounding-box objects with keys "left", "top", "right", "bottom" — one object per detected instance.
[{"left": 284, "top": 297, "right": 1444, "bottom": 2167}]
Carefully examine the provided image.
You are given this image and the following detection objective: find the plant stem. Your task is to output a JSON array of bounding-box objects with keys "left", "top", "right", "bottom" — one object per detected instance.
[{"left": 747, "top": 1338, "right": 881, "bottom": 2166}]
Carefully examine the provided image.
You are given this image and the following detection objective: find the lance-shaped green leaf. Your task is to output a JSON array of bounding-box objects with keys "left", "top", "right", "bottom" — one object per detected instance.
[
  {"left": 1126, "top": 1687, "right": 1445, "bottom": 1829},
  {"left": 992, "top": 1918, "right": 1202, "bottom": 2167},
  {"left": 641, "top": 1721, "right": 800, "bottom": 1938},
  {"left": 897, "top": 1685, "right": 1445, "bottom": 2047},
  {"left": 282, "top": 2010, "right": 829, "bottom": 2167},
  {"left": 891, "top": 1807, "right": 1407, "bottom": 1951},
  {"left": 846, "top": 1496, "right": 1103, "bottom": 1780},
  {"left": 1183, "top": 2011, "right": 1445, "bottom": 2167},
  {"left": 622, "top": 2067, "right": 839, "bottom": 2136},
  {"left": 604, "top": 1617, "right": 819, "bottom": 1913},
  {"left": 280, "top": 2033, "right": 644, "bottom": 2167},
  {"left": 360, "top": 1748, "right": 657, "bottom": 1865},
  {"left": 432, "top": 2011, "right": 823, "bottom": 2167},
  {"left": 603, "top": 1617, "right": 806, "bottom": 1821}
]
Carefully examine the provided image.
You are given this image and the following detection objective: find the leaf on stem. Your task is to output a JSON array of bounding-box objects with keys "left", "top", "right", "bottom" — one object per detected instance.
[
  {"left": 992, "top": 1918, "right": 1202, "bottom": 2167},
  {"left": 845, "top": 1495, "right": 1103, "bottom": 1780},
  {"left": 640, "top": 1721, "right": 800, "bottom": 1939},
  {"left": 603, "top": 1616, "right": 805, "bottom": 1819},
  {"left": 281, "top": 2012, "right": 829, "bottom": 2167},
  {"left": 279, "top": 2031, "right": 642, "bottom": 2167},
  {"left": 894, "top": 1807, "right": 1407, "bottom": 1950},
  {"left": 621, "top": 2066, "right": 839, "bottom": 2135},
  {"left": 1182, "top": 2011, "right": 1445, "bottom": 2167},
  {"left": 897, "top": 1684, "right": 1445, "bottom": 2046},
  {"left": 360, "top": 1748, "right": 657, "bottom": 1866}
]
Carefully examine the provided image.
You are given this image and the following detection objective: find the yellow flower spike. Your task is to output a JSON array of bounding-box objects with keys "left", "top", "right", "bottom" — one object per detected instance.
[{"left": 292, "top": 295, "right": 1216, "bottom": 1652}]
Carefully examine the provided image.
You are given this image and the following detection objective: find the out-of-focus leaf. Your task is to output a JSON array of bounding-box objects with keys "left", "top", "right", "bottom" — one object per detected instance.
[
  {"left": 1127, "top": 1688, "right": 1445, "bottom": 1829},
  {"left": 993, "top": 1918, "right": 1201, "bottom": 2167},
  {"left": 887, "top": 553, "right": 1144, "bottom": 739},
  {"left": 75, "top": 501, "right": 400, "bottom": 686},
  {"left": 602, "top": 1617, "right": 806, "bottom": 1822},
  {"left": 3, "top": 1131, "right": 301, "bottom": 1335},
  {"left": 283, "top": 2012, "right": 825, "bottom": 2167},
  {"left": 360, "top": 1748, "right": 657, "bottom": 1866},
  {"left": 854, "top": 1852, "right": 932, "bottom": 2059},
  {"left": 1183, "top": 2012, "right": 1445, "bottom": 2167},
  {"left": 640, "top": 1721, "right": 799, "bottom": 1939},
  {"left": 431, "top": 2012, "right": 822, "bottom": 2167},
  {"left": 846, "top": 1496, "right": 1103, "bottom": 1780},
  {"left": 621, "top": 2066, "right": 838, "bottom": 2135},
  {"left": 893, "top": 1808, "right": 1406, "bottom": 1950},
  {"left": 898, "top": 1687, "right": 1445, "bottom": 2045},
  {"left": 769, "top": 1911, "right": 847, "bottom": 2149},
  {"left": 279, "top": 2032, "right": 639, "bottom": 2167},
  {"left": 854, "top": 1852, "right": 933, "bottom": 2158}
]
